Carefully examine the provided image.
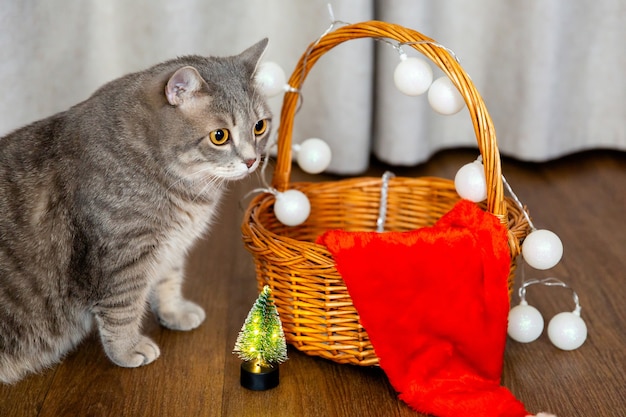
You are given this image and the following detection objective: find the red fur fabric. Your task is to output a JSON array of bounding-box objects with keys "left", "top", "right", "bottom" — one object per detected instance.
[{"left": 318, "top": 200, "right": 529, "bottom": 417}]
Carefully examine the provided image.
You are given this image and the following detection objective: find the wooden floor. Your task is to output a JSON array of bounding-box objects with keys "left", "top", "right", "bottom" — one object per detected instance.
[{"left": 1, "top": 149, "right": 624, "bottom": 417}]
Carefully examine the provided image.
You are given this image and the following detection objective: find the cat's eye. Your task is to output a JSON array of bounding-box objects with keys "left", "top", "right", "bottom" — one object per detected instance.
[
  {"left": 253, "top": 119, "right": 268, "bottom": 136},
  {"left": 209, "top": 129, "right": 230, "bottom": 145}
]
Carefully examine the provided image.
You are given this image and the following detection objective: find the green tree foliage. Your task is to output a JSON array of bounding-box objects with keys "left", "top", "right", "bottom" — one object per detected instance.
[{"left": 233, "top": 285, "right": 287, "bottom": 366}]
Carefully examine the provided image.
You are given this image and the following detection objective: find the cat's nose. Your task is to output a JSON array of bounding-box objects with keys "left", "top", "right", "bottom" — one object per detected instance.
[{"left": 244, "top": 158, "right": 257, "bottom": 169}]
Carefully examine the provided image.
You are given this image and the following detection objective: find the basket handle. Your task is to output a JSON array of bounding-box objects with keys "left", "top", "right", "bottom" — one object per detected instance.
[{"left": 271, "top": 20, "right": 506, "bottom": 221}]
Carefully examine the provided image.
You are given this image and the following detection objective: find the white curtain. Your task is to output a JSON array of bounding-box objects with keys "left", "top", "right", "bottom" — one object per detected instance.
[
  {"left": 373, "top": 0, "right": 626, "bottom": 169},
  {"left": 1, "top": 1, "right": 623, "bottom": 175}
]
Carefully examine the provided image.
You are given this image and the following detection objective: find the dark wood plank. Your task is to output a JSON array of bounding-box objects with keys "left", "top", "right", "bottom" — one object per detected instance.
[
  {"left": 1, "top": 150, "right": 624, "bottom": 417},
  {"left": 499, "top": 151, "right": 626, "bottom": 417}
]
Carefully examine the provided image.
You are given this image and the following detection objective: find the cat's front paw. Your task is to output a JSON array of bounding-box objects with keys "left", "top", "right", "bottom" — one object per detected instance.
[
  {"left": 106, "top": 335, "right": 161, "bottom": 368},
  {"left": 157, "top": 300, "right": 206, "bottom": 331}
]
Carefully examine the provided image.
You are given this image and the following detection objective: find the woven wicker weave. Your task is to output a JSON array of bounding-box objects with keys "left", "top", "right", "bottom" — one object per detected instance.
[{"left": 241, "top": 21, "right": 530, "bottom": 366}]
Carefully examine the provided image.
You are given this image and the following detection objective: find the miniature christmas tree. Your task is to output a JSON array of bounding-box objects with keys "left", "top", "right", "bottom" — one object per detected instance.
[{"left": 233, "top": 285, "right": 287, "bottom": 390}]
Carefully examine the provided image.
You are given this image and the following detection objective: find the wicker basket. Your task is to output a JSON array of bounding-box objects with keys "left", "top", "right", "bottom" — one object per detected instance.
[{"left": 241, "top": 21, "right": 530, "bottom": 367}]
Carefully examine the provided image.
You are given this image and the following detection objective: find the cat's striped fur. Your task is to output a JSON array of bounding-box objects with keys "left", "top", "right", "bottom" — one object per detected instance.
[{"left": 0, "top": 39, "right": 271, "bottom": 383}]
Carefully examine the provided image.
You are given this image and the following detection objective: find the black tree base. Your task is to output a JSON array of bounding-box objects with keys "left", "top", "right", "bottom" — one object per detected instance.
[{"left": 240, "top": 360, "right": 279, "bottom": 391}]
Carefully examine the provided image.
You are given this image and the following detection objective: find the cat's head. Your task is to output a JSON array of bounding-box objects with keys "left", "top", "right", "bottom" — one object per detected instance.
[{"left": 158, "top": 39, "right": 272, "bottom": 186}]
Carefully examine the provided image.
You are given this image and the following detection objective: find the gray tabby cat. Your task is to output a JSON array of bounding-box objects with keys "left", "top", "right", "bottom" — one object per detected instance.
[{"left": 0, "top": 39, "right": 272, "bottom": 384}]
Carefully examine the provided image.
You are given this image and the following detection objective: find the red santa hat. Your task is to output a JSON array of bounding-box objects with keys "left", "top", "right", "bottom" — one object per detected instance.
[{"left": 318, "top": 200, "right": 555, "bottom": 417}]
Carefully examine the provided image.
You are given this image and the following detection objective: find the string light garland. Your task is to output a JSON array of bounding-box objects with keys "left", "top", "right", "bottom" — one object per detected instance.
[
  {"left": 238, "top": 8, "right": 590, "bottom": 417},
  {"left": 251, "top": 4, "right": 474, "bottom": 227},
  {"left": 500, "top": 172, "right": 564, "bottom": 271},
  {"left": 255, "top": 61, "right": 287, "bottom": 97},
  {"left": 391, "top": 40, "right": 465, "bottom": 114},
  {"left": 507, "top": 277, "right": 587, "bottom": 350},
  {"left": 294, "top": 138, "right": 332, "bottom": 174},
  {"left": 521, "top": 229, "right": 564, "bottom": 270},
  {"left": 427, "top": 76, "right": 466, "bottom": 115},
  {"left": 454, "top": 157, "right": 488, "bottom": 203},
  {"left": 454, "top": 157, "right": 564, "bottom": 271},
  {"left": 273, "top": 188, "right": 311, "bottom": 226},
  {"left": 453, "top": 157, "right": 585, "bottom": 351},
  {"left": 251, "top": 8, "right": 586, "bottom": 355},
  {"left": 393, "top": 54, "right": 433, "bottom": 96}
]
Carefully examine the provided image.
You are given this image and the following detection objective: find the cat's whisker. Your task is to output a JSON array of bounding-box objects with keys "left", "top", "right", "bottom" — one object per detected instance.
[
  {"left": 163, "top": 164, "right": 221, "bottom": 201},
  {"left": 163, "top": 167, "right": 191, "bottom": 196},
  {"left": 190, "top": 172, "right": 226, "bottom": 203},
  {"left": 189, "top": 180, "right": 215, "bottom": 202}
]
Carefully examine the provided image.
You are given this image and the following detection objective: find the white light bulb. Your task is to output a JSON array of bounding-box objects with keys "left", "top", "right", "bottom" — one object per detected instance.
[
  {"left": 295, "top": 138, "right": 332, "bottom": 174},
  {"left": 255, "top": 62, "right": 287, "bottom": 97},
  {"left": 507, "top": 302, "right": 545, "bottom": 343},
  {"left": 454, "top": 161, "right": 487, "bottom": 202},
  {"left": 522, "top": 229, "right": 563, "bottom": 270},
  {"left": 393, "top": 56, "right": 433, "bottom": 96},
  {"left": 428, "top": 76, "right": 465, "bottom": 115},
  {"left": 274, "top": 189, "right": 310, "bottom": 226},
  {"left": 547, "top": 311, "right": 587, "bottom": 350}
]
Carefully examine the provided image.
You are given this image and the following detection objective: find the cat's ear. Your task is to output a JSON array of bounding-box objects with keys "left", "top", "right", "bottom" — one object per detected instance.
[
  {"left": 239, "top": 38, "right": 269, "bottom": 78},
  {"left": 165, "top": 66, "right": 207, "bottom": 106}
]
